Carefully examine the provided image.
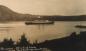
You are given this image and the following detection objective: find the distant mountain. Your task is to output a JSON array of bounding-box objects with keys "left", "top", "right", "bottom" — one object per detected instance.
[
  {"left": 0, "top": 5, "right": 37, "bottom": 21},
  {"left": 41, "top": 15, "right": 86, "bottom": 21},
  {"left": 0, "top": 5, "right": 86, "bottom": 22}
]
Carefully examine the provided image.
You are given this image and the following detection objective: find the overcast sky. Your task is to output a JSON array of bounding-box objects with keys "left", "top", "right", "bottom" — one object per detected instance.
[{"left": 0, "top": 0, "right": 86, "bottom": 15}]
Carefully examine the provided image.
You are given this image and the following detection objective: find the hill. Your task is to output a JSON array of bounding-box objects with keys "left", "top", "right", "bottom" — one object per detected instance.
[
  {"left": 0, "top": 5, "right": 37, "bottom": 21},
  {"left": 41, "top": 15, "right": 86, "bottom": 21},
  {"left": 38, "top": 32, "right": 86, "bottom": 51}
]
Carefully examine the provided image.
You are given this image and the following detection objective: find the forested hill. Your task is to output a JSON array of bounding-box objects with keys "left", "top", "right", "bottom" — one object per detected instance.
[{"left": 0, "top": 5, "right": 37, "bottom": 21}]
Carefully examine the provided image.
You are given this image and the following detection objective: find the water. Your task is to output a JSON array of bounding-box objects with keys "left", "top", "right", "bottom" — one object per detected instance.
[{"left": 0, "top": 21, "right": 85, "bottom": 42}]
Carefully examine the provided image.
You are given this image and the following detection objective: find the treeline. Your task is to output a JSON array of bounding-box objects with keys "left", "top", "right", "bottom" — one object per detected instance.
[
  {"left": 40, "top": 15, "right": 86, "bottom": 21},
  {"left": 0, "top": 34, "right": 33, "bottom": 48}
]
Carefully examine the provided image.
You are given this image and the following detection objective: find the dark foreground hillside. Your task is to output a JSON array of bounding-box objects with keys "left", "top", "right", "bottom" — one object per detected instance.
[{"left": 38, "top": 31, "right": 86, "bottom": 51}]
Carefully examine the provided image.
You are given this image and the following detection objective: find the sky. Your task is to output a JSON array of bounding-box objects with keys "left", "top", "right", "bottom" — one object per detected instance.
[{"left": 0, "top": 0, "right": 86, "bottom": 15}]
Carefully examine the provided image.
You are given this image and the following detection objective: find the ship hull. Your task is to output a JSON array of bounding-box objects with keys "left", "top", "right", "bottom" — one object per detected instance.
[{"left": 25, "top": 21, "right": 54, "bottom": 25}]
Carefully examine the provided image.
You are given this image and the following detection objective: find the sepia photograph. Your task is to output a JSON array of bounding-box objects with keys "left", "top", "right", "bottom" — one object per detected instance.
[{"left": 0, "top": 0, "right": 86, "bottom": 51}]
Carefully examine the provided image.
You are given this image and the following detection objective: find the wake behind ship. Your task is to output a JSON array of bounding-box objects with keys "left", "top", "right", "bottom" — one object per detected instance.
[{"left": 25, "top": 20, "right": 54, "bottom": 25}]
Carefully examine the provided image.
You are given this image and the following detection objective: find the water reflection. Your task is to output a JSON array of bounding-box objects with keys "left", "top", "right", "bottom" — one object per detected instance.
[{"left": 0, "top": 21, "right": 85, "bottom": 42}]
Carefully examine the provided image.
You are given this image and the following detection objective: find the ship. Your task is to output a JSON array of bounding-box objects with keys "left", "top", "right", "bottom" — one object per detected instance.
[
  {"left": 75, "top": 25, "right": 86, "bottom": 28},
  {"left": 25, "top": 20, "right": 54, "bottom": 25}
]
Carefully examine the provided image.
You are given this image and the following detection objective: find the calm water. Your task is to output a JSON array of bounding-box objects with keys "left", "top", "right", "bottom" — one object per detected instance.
[{"left": 0, "top": 21, "right": 85, "bottom": 42}]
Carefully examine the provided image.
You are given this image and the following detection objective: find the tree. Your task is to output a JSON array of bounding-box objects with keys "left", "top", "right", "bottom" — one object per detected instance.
[
  {"left": 18, "top": 34, "right": 29, "bottom": 47},
  {"left": 1, "top": 38, "right": 14, "bottom": 48}
]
